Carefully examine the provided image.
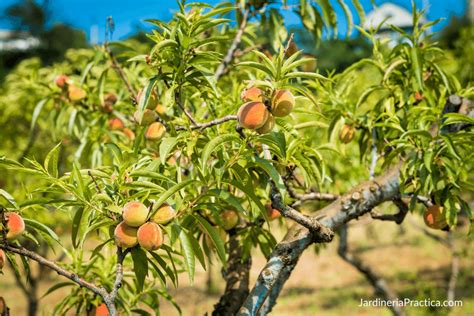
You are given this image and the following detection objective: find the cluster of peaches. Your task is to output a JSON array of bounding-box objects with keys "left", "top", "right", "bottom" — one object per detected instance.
[
  {"left": 0, "top": 212, "right": 26, "bottom": 270},
  {"left": 237, "top": 87, "right": 295, "bottom": 134},
  {"left": 113, "top": 201, "right": 176, "bottom": 251},
  {"left": 54, "top": 75, "right": 167, "bottom": 144}
]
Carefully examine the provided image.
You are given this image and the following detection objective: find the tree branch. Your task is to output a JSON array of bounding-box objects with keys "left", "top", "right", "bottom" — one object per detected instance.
[
  {"left": 175, "top": 115, "right": 237, "bottom": 131},
  {"left": 215, "top": 9, "right": 249, "bottom": 80},
  {"left": 213, "top": 230, "right": 251, "bottom": 316},
  {"left": 370, "top": 197, "right": 409, "bottom": 224},
  {"left": 238, "top": 165, "right": 401, "bottom": 315},
  {"left": 105, "top": 44, "right": 137, "bottom": 98},
  {"left": 337, "top": 225, "right": 406, "bottom": 316},
  {"left": 0, "top": 244, "right": 107, "bottom": 298}
]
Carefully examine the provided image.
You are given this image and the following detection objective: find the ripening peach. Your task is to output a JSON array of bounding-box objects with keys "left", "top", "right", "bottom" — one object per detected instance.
[
  {"left": 220, "top": 210, "right": 239, "bottom": 230},
  {"left": 134, "top": 109, "right": 157, "bottom": 126},
  {"left": 256, "top": 114, "right": 275, "bottom": 134},
  {"left": 137, "top": 222, "right": 164, "bottom": 251},
  {"left": 155, "top": 104, "right": 166, "bottom": 115},
  {"left": 0, "top": 250, "right": 6, "bottom": 270},
  {"left": 55, "top": 75, "right": 70, "bottom": 88},
  {"left": 108, "top": 118, "right": 124, "bottom": 131},
  {"left": 5, "top": 212, "right": 25, "bottom": 241},
  {"left": 265, "top": 203, "right": 281, "bottom": 220},
  {"left": 339, "top": 124, "right": 356, "bottom": 144},
  {"left": 145, "top": 122, "right": 166, "bottom": 141},
  {"left": 151, "top": 203, "right": 177, "bottom": 225},
  {"left": 95, "top": 303, "right": 109, "bottom": 316},
  {"left": 123, "top": 128, "right": 135, "bottom": 141},
  {"left": 104, "top": 93, "right": 117, "bottom": 105},
  {"left": 114, "top": 222, "right": 138, "bottom": 248},
  {"left": 68, "top": 85, "right": 87, "bottom": 101},
  {"left": 237, "top": 102, "right": 269, "bottom": 130},
  {"left": 271, "top": 89, "right": 294, "bottom": 117},
  {"left": 122, "top": 201, "right": 149, "bottom": 227},
  {"left": 241, "top": 87, "right": 264, "bottom": 102},
  {"left": 423, "top": 205, "right": 448, "bottom": 230}
]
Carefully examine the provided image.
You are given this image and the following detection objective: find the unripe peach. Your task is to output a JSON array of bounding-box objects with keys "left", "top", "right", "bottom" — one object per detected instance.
[
  {"left": 95, "top": 303, "right": 109, "bottom": 316},
  {"left": 68, "top": 85, "right": 87, "bottom": 101},
  {"left": 271, "top": 90, "right": 294, "bottom": 117},
  {"left": 134, "top": 109, "right": 158, "bottom": 126},
  {"left": 155, "top": 104, "right": 166, "bottom": 115},
  {"left": 423, "top": 205, "right": 448, "bottom": 230},
  {"left": 123, "top": 128, "right": 135, "bottom": 141},
  {"left": 108, "top": 118, "right": 124, "bottom": 131},
  {"left": 122, "top": 201, "right": 149, "bottom": 227},
  {"left": 137, "top": 222, "right": 164, "bottom": 251},
  {"left": 151, "top": 203, "right": 177, "bottom": 225},
  {"left": 0, "top": 250, "right": 6, "bottom": 270},
  {"left": 145, "top": 122, "right": 166, "bottom": 141},
  {"left": 114, "top": 222, "right": 138, "bottom": 248},
  {"left": 220, "top": 210, "right": 239, "bottom": 230},
  {"left": 5, "top": 212, "right": 25, "bottom": 241},
  {"left": 339, "top": 124, "right": 356, "bottom": 144},
  {"left": 256, "top": 114, "right": 275, "bottom": 134},
  {"left": 237, "top": 102, "right": 269, "bottom": 129},
  {"left": 241, "top": 87, "right": 264, "bottom": 102},
  {"left": 55, "top": 75, "right": 70, "bottom": 88},
  {"left": 265, "top": 203, "right": 281, "bottom": 220}
]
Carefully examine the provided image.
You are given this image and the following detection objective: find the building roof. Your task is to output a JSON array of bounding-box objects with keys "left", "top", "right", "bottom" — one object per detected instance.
[{"left": 363, "top": 3, "right": 425, "bottom": 30}]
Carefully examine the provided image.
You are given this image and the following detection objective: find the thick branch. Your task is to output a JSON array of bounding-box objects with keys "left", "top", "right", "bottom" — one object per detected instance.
[
  {"left": 175, "top": 115, "right": 237, "bottom": 131},
  {"left": 238, "top": 165, "right": 401, "bottom": 315},
  {"left": 338, "top": 225, "right": 406, "bottom": 316},
  {"left": 213, "top": 231, "right": 251, "bottom": 316}
]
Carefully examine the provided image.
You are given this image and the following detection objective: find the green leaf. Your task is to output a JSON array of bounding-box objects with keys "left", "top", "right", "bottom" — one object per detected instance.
[
  {"left": 150, "top": 180, "right": 197, "bottom": 217},
  {"left": 30, "top": 98, "right": 49, "bottom": 131},
  {"left": 193, "top": 214, "right": 226, "bottom": 264},
  {"left": 137, "top": 76, "right": 160, "bottom": 118},
  {"left": 24, "top": 218, "right": 61, "bottom": 245},
  {"left": 159, "top": 137, "right": 179, "bottom": 165},
  {"left": 71, "top": 207, "right": 84, "bottom": 248},
  {"left": 251, "top": 156, "right": 286, "bottom": 194},
  {"left": 0, "top": 189, "right": 18, "bottom": 208},
  {"left": 131, "top": 247, "right": 149, "bottom": 292},
  {"left": 44, "top": 143, "right": 62, "bottom": 178},
  {"left": 175, "top": 224, "right": 195, "bottom": 284},
  {"left": 201, "top": 134, "right": 240, "bottom": 171}
]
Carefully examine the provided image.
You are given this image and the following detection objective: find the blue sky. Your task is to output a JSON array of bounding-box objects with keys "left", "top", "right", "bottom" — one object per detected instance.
[{"left": 0, "top": 0, "right": 467, "bottom": 42}]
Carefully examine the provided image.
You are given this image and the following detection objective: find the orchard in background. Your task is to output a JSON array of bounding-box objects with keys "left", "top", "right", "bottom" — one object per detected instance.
[{"left": 0, "top": 0, "right": 472, "bottom": 315}]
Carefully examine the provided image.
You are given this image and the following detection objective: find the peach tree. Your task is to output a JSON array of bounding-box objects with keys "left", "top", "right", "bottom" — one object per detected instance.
[{"left": 0, "top": 1, "right": 472, "bottom": 315}]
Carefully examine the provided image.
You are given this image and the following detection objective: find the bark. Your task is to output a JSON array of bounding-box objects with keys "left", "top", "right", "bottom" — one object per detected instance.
[
  {"left": 338, "top": 225, "right": 406, "bottom": 316},
  {"left": 213, "top": 231, "right": 252, "bottom": 316},
  {"left": 238, "top": 165, "right": 401, "bottom": 315}
]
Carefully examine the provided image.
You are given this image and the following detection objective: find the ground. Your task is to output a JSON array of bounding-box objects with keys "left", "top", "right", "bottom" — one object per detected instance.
[{"left": 1, "top": 214, "right": 473, "bottom": 315}]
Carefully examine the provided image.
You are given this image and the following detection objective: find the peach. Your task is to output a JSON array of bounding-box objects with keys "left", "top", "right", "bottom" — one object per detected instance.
[
  {"left": 220, "top": 210, "right": 239, "bottom": 230},
  {"left": 151, "top": 203, "right": 177, "bottom": 225},
  {"left": 0, "top": 297, "right": 6, "bottom": 315},
  {"left": 68, "top": 85, "right": 87, "bottom": 101},
  {"left": 423, "top": 205, "right": 448, "bottom": 230},
  {"left": 237, "top": 102, "right": 269, "bottom": 129},
  {"left": 137, "top": 222, "right": 163, "bottom": 251},
  {"left": 0, "top": 250, "right": 6, "bottom": 270},
  {"left": 265, "top": 203, "right": 281, "bottom": 220},
  {"left": 123, "top": 128, "right": 135, "bottom": 141},
  {"left": 122, "top": 201, "right": 149, "bottom": 227},
  {"left": 95, "top": 303, "right": 109, "bottom": 316},
  {"left": 114, "top": 222, "right": 138, "bottom": 248},
  {"left": 5, "top": 212, "right": 25, "bottom": 241},
  {"left": 155, "top": 104, "right": 166, "bottom": 115},
  {"left": 134, "top": 109, "right": 157, "bottom": 126},
  {"left": 145, "top": 122, "right": 166, "bottom": 141},
  {"left": 104, "top": 93, "right": 117, "bottom": 105},
  {"left": 55, "top": 75, "right": 70, "bottom": 88},
  {"left": 271, "top": 89, "right": 294, "bottom": 117},
  {"left": 256, "top": 114, "right": 275, "bottom": 134},
  {"left": 108, "top": 118, "right": 124, "bottom": 131},
  {"left": 339, "top": 124, "right": 356, "bottom": 144},
  {"left": 241, "top": 87, "right": 264, "bottom": 102}
]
